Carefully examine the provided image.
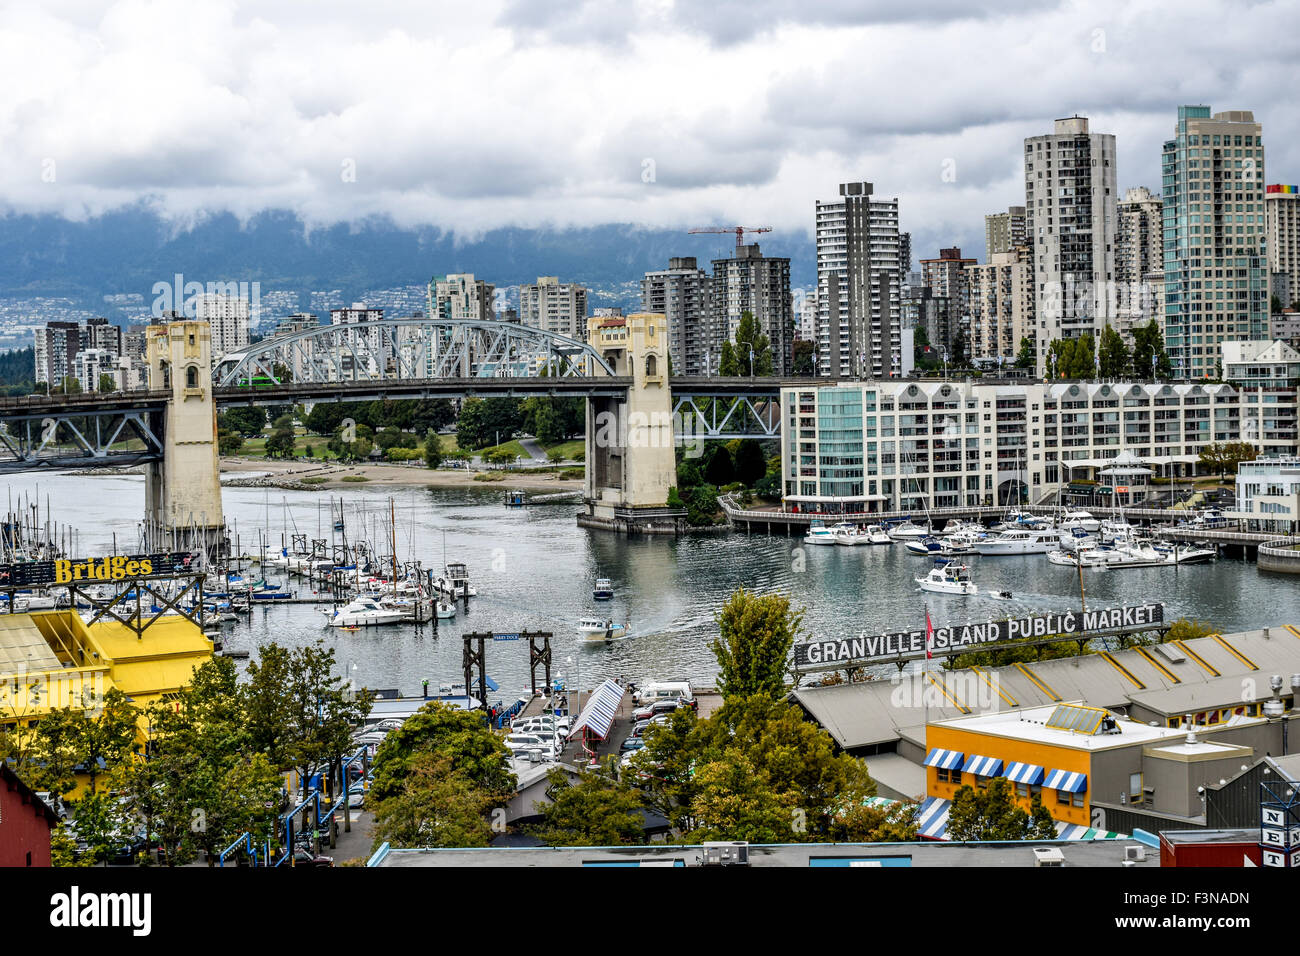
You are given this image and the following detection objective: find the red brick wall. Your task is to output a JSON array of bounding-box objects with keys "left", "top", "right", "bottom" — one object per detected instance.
[{"left": 0, "top": 783, "right": 53, "bottom": 867}]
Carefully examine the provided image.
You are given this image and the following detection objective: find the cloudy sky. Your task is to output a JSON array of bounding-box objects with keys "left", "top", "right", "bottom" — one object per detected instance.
[{"left": 0, "top": 0, "right": 1295, "bottom": 259}]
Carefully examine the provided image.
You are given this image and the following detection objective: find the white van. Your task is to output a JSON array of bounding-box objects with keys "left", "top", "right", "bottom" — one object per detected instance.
[{"left": 634, "top": 681, "right": 694, "bottom": 706}]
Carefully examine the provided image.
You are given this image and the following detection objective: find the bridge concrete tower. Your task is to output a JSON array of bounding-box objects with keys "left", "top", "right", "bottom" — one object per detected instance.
[
  {"left": 143, "top": 321, "right": 226, "bottom": 554},
  {"left": 579, "top": 312, "right": 684, "bottom": 534}
]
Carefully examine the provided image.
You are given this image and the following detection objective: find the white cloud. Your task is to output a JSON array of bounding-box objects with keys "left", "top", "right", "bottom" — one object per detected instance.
[{"left": 0, "top": 0, "right": 1294, "bottom": 261}]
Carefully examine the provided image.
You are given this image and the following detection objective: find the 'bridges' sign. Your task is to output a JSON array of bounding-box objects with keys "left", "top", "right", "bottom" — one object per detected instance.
[{"left": 792, "top": 603, "right": 1165, "bottom": 670}]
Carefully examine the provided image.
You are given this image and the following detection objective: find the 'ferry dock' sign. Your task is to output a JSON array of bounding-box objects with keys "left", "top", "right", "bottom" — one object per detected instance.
[{"left": 792, "top": 603, "right": 1164, "bottom": 670}]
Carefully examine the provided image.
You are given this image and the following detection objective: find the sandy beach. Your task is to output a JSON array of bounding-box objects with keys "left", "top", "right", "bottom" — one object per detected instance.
[{"left": 217, "top": 456, "right": 585, "bottom": 491}]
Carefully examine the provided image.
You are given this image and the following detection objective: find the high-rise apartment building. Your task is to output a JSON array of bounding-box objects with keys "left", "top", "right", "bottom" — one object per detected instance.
[
  {"left": 815, "top": 181, "right": 904, "bottom": 378},
  {"left": 1161, "top": 106, "right": 1269, "bottom": 379},
  {"left": 965, "top": 245, "right": 1035, "bottom": 361},
  {"left": 429, "top": 274, "right": 495, "bottom": 322},
  {"left": 84, "top": 317, "right": 122, "bottom": 356},
  {"left": 985, "top": 206, "right": 1027, "bottom": 257},
  {"left": 1267, "top": 184, "right": 1299, "bottom": 308},
  {"left": 1024, "top": 116, "right": 1118, "bottom": 374},
  {"left": 1115, "top": 186, "right": 1165, "bottom": 341},
  {"left": 519, "top": 277, "right": 589, "bottom": 342},
  {"left": 330, "top": 304, "right": 387, "bottom": 377},
  {"left": 192, "top": 293, "right": 251, "bottom": 360},
  {"left": 641, "top": 257, "right": 711, "bottom": 376},
  {"left": 33, "top": 321, "right": 81, "bottom": 387},
  {"left": 711, "top": 244, "right": 793, "bottom": 375}
]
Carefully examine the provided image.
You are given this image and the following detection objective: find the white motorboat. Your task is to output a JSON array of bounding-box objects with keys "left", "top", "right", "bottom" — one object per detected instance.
[
  {"left": 1057, "top": 527, "right": 1099, "bottom": 552},
  {"left": 1099, "top": 517, "right": 1135, "bottom": 543},
  {"left": 1058, "top": 510, "right": 1101, "bottom": 533},
  {"left": 322, "top": 597, "right": 410, "bottom": 628},
  {"left": 972, "top": 529, "right": 1058, "bottom": 556},
  {"left": 435, "top": 599, "right": 456, "bottom": 619},
  {"left": 915, "top": 561, "right": 978, "bottom": 596},
  {"left": 803, "top": 521, "right": 838, "bottom": 546},
  {"left": 832, "top": 523, "right": 873, "bottom": 546},
  {"left": 578, "top": 617, "right": 628, "bottom": 642},
  {"left": 904, "top": 536, "right": 944, "bottom": 557},
  {"left": 435, "top": 562, "right": 477, "bottom": 598},
  {"left": 593, "top": 577, "right": 615, "bottom": 600},
  {"left": 886, "top": 520, "right": 932, "bottom": 542},
  {"left": 1157, "top": 543, "right": 1217, "bottom": 565},
  {"left": 862, "top": 524, "right": 893, "bottom": 545}
]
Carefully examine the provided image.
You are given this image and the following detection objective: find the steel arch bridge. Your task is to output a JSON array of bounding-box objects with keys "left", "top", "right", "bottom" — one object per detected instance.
[{"left": 212, "top": 318, "right": 617, "bottom": 388}]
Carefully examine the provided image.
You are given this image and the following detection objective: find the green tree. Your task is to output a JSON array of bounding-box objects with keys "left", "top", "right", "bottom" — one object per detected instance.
[
  {"left": 27, "top": 708, "right": 86, "bottom": 797},
  {"left": 424, "top": 430, "right": 443, "bottom": 469},
  {"left": 1197, "top": 441, "right": 1258, "bottom": 477},
  {"left": 1016, "top": 336, "right": 1036, "bottom": 369},
  {"left": 947, "top": 777, "right": 1057, "bottom": 841},
  {"left": 1131, "top": 320, "right": 1172, "bottom": 379},
  {"left": 265, "top": 426, "right": 296, "bottom": 459},
  {"left": 688, "top": 752, "right": 795, "bottom": 843},
  {"left": 792, "top": 339, "right": 815, "bottom": 376},
  {"left": 702, "top": 443, "right": 734, "bottom": 486},
  {"left": 1098, "top": 324, "right": 1130, "bottom": 378},
  {"left": 532, "top": 763, "right": 646, "bottom": 846},
  {"left": 369, "top": 701, "right": 514, "bottom": 804},
  {"left": 719, "top": 311, "right": 773, "bottom": 377},
  {"left": 79, "top": 688, "right": 139, "bottom": 795},
  {"left": 1165, "top": 618, "right": 1218, "bottom": 642},
  {"left": 732, "top": 440, "right": 767, "bottom": 487},
  {"left": 97, "top": 373, "right": 117, "bottom": 393},
  {"left": 218, "top": 430, "right": 244, "bottom": 455},
  {"left": 220, "top": 406, "right": 267, "bottom": 437},
  {"left": 1046, "top": 334, "right": 1095, "bottom": 378},
  {"left": 371, "top": 752, "right": 500, "bottom": 850},
  {"left": 710, "top": 589, "right": 802, "bottom": 702}
]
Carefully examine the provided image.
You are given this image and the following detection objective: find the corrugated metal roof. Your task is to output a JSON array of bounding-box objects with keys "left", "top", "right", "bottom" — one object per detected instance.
[
  {"left": 795, "top": 626, "right": 1300, "bottom": 751},
  {"left": 0, "top": 614, "right": 60, "bottom": 675}
]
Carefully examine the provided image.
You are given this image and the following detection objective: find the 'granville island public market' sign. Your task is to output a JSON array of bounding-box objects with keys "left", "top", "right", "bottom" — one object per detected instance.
[{"left": 792, "top": 603, "right": 1165, "bottom": 669}]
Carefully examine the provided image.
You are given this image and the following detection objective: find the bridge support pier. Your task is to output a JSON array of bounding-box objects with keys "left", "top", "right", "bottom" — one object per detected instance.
[
  {"left": 143, "top": 322, "right": 227, "bottom": 556},
  {"left": 578, "top": 313, "right": 684, "bottom": 535}
]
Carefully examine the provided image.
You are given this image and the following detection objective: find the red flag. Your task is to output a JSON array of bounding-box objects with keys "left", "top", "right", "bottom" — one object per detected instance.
[{"left": 925, "top": 607, "right": 934, "bottom": 661}]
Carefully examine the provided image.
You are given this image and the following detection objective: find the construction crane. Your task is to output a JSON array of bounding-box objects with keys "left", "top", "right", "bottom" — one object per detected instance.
[{"left": 687, "top": 225, "right": 772, "bottom": 253}]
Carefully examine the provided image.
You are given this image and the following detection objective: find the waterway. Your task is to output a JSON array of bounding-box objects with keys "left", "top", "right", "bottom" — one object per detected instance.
[{"left": 9, "top": 472, "right": 1300, "bottom": 707}]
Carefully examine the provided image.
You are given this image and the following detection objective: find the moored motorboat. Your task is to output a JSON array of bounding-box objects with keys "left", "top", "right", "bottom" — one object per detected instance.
[
  {"left": 593, "top": 577, "right": 615, "bottom": 600},
  {"left": 803, "top": 520, "right": 838, "bottom": 546},
  {"left": 972, "top": 529, "right": 1058, "bottom": 556},
  {"left": 322, "top": 597, "right": 410, "bottom": 627}
]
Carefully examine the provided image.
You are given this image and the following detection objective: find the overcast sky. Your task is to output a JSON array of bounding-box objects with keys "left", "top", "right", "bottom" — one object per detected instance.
[{"left": 0, "top": 0, "right": 1295, "bottom": 260}]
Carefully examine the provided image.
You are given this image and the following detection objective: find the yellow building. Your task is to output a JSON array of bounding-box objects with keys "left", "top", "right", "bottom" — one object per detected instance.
[
  {"left": 0, "top": 610, "right": 213, "bottom": 742},
  {"left": 920, "top": 701, "right": 1257, "bottom": 839}
]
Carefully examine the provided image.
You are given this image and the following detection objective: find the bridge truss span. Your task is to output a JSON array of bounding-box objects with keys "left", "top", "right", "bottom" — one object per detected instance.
[
  {"left": 0, "top": 396, "right": 167, "bottom": 473},
  {"left": 212, "top": 318, "right": 617, "bottom": 388}
]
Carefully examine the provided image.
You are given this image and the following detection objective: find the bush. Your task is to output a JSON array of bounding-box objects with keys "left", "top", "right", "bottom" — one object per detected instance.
[
  {"left": 341, "top": 475, "right": 369, "bottom": 483},
  {"left": 559, "top": 468, "right": 584, "bottom": 480},
  {"left": 385, "top": 447, "right": 424, "bottom": 462}
]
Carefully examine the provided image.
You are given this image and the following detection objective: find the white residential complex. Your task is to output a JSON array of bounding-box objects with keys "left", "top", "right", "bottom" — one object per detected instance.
[
  {"left": 1267, "top": 184, "right": 1299, "bottom": 307},
  {"left": 519, "top": 276, "right": 588, "bottom": 342},
  {"left": 430, "top": 274, "right": 495, "bottom": 322},
  {"left": 815, "top": 181, "right": 904, "bottom": 378},
  {"left": 1161, "top": 106, "right": 1269, "bottom": 380},
  {"left": 1115, "top": 186, "right": 1165, "bottom": 340},
  {"left": 192, "top": 293, "right": 251, "bottom": 360},
  {"left": 780, "top": 364, "right": 1298, "bottom": 515},
  {"left": 966, "top": 247, "right": 1035, "bottom": 361},
  {"left": 1024, "top": 116, "right": 1118, "bottom": 375}
]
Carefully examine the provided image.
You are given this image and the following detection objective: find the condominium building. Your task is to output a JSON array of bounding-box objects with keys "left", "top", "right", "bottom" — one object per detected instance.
[
  {"left": 1161, "top": 106, "right": 1269, "bottom": 380},
  {"left": 797, "top": 289, "right": 819, "bottom": 343},
  {"left": 519, "top": 277, "right": 588, "bottom": 342},
  {"left": 1115, "top": 187, "right": 1165, "bottom": 340},
  {"left": 902, "top": 284, "right": 955, "bottom": 362},
  {"left": 275, "top": 312, "right": 320, "bottom": 338},
  {"left": 1024, "top": 116, "right": 1118, "bottom": 374},
  {"left": 965, "top": 246, "right": 1035, "bottom": 361},
  {"left": 84, "top": 317, "right": 122, "bottom": 356},
  {"left": 330, "top": 304, "right": 387, "bottom": 378},
  {"left": 711, "top": 244, "right": 793, "bottom": 375},
  {"left": 815, "top": 181, "right": 904, "bottom": 378},
  {"left": 72, "top": 348, "right": 118, "bottom": 393},
  {"left": 429, "top": 274, "right": 495, "bottom": 322},
  {"left": 985, "top": 205, "right": 1027, "bottom": 257},
  {"left": 33, "top": 321, "right": 81, "bottom": 387},
  {"left": 1235, "top": 457, "right": 1300, "bottom": 533},
  {"left": 641, "top": 257, "right": 711, "bottom": 376},
  {"left": 1267, "top": 184, "right": 1299, "bottom": 308},
  {"left": 192, "top": 293, "right": 251, "bottom": 360},
  {"left": 780, "top": 376, "right": 1299, "bottom": 515}
]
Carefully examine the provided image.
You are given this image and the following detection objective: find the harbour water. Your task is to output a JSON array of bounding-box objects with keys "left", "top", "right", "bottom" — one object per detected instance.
[{"left": 11, "top": 472, "right": 1300, "bottom": 704}]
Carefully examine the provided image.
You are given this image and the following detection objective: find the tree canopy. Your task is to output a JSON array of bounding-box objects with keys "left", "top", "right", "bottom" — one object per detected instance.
[{"left": 710, "top": 589, "right": 802, "bottom": 702}]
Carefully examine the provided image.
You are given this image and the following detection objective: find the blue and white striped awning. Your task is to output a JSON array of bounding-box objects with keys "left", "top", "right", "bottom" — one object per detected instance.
[
  {"left": 923, "top": 748, "right": 965, "bottom": 770},
  {"left": 1043, "top": 769, "right": 1088, "bottom": 793},
  {"left": 918, "top": 797, "right": 951, "bottom": 840},
  {"left": 1056, "top": 822, "right": 1127, "bottom": 841},
  {"left": 565, "top": 678, "right": 625, "bottom": 742},
  {"left": 1003, "top": 762, "right": 1045, "bottom": 785},
  {"left": 962, "top": 754, "right": 1004, "bottom": 777}
]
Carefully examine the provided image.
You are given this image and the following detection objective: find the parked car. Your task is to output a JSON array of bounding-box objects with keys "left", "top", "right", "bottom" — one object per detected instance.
[
  {"left": 619, "top": 736, "right": 647, "bottom": 753},
  {"left": 630, "top": 715, "right": 672, "bottom": 738},
  {"left": 632, "top": 698, "right": 689, "bottom": 723},
  {"left": 291, "top": 848, "right": 334, "bottom": 868}
]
